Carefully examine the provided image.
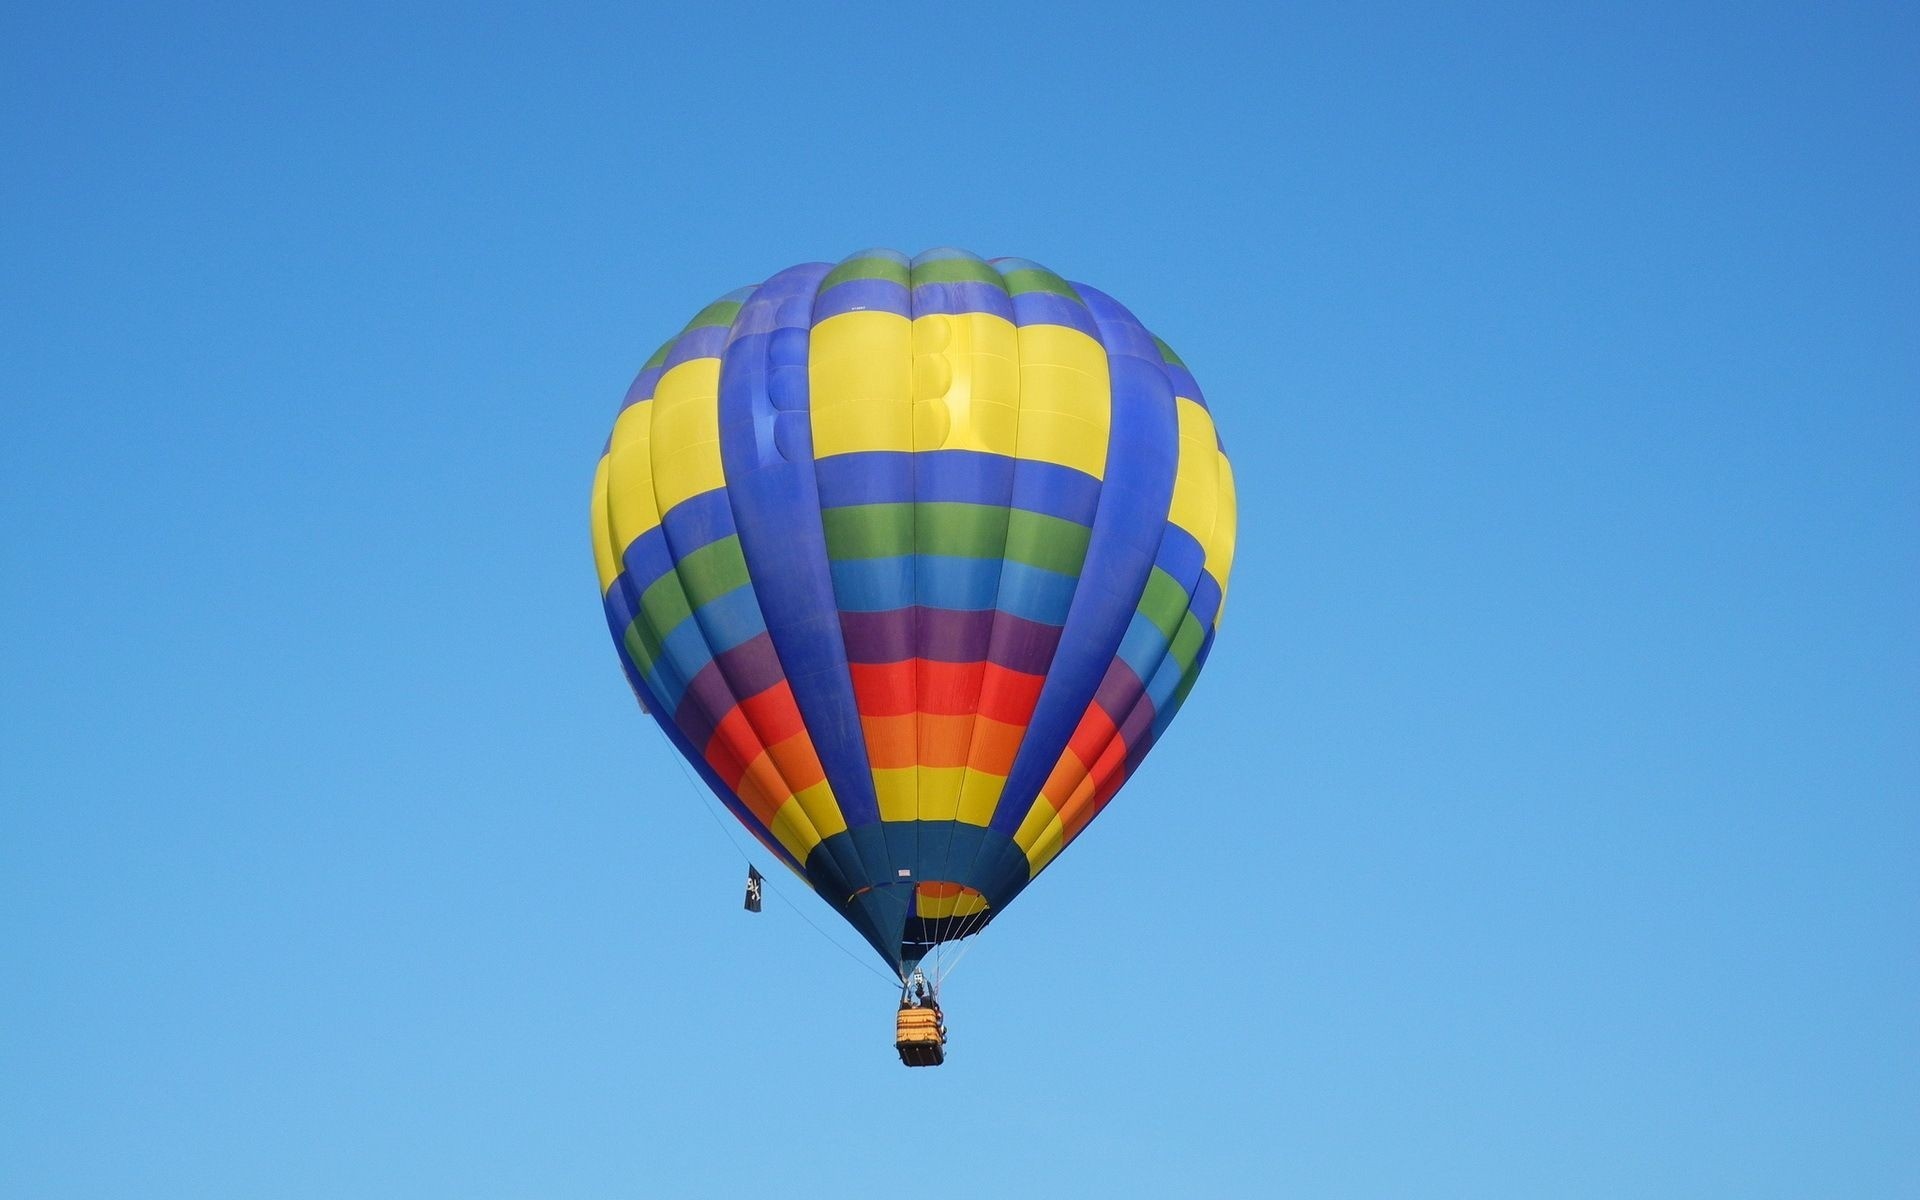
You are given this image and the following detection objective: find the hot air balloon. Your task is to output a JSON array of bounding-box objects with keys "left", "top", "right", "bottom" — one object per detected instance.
[{"left": 589, "top": 248, "right": 1237, "bottom": 1064}]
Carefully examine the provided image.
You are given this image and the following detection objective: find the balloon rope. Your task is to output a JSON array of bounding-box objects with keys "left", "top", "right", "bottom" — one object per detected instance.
[
  {"left": 658, "top": 738, "right": 902, "bottom": 987},
  {"left": 934, "top": 902, "right": 993, "bottom": 988}
]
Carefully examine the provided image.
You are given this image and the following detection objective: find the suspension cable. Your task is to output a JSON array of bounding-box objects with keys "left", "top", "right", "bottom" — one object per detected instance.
[{"left": 655, "top": 738, "right": 901, "bottom": 988}]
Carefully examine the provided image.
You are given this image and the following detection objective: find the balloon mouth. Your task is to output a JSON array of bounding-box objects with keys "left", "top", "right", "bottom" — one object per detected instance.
[
  {"left": 910, "top": 881, "right": 989, "bottom": 920},
  {"left": 846, "top": 880, "right": 990, "bottom": 917}
]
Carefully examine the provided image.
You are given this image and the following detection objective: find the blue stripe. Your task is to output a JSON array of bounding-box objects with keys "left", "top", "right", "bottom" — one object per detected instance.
[
  {"left": 718, "top": 262, "right": 893, "bottom": 896},
  {"left": 1150, "top": 629, "right": 1216, "bottom": 743},
  {"left": 814, "top": 277, "right": 910, "bottom": 321},
  {"left": 610, "top": 621, "right": 801, "bottom": 874},
  {"left": 642, "top": 622, "right": 711, "bottom": 712},
  {"left": 657, "top": 488, "right": 738, "bottom": 558},
  {"left": 662, "top": 324, "right": 729, "bottom": 371},
  {"left": 601, "top": 489, "right": 739, "bottom": 633},
  {"left": 987, "top": 284, "right": 1181, "bottom": 838},
  {"left": 829, "top": 555, "right": 1077, "bottom": 621},
  {"left": 1166, "top": 361, "right": 1205, "bottom": 407},
  {"left": 636, "top": 583, "right": 769, "bottom": 713},
  {"left": 621, "top": 364, "right": 665, "bottom": 411},
  {"left": 995, "top": 559, "right": 1078, "bottom": 625},
  {"left": 1144, "top": 644, "right": 1186, "bottom": 713},
  {"left": 691, "top": 585, "right": 766, "bottom": 657},
  {"left": 1116, "top": 609, "right": 1172, "bottom": 683},
  {"left": 814, "top": 450, "right": 1100, "bottom": 524},
  {"left": 1007, "top": 290, "right": 1100, "bottom": 338},
  {"left": 1154, "top": 523, "right": 1206, "bottom": 582},
  {"left": 910, "top": 279, "right": 1015, "bottom": 319},
  {"left": 1190, "top": 572, "right": 1224, "bottom": 627}
]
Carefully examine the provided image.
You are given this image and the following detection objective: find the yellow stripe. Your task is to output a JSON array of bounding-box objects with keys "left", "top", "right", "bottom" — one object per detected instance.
[
  {"left": 603, "top": 399, "right": 662, "bottom": 571},
  {"left": 872, "top": 766, "right": 1006, "bottom": 825},
  {"left": 766, "top": 798, "right": 823, "bottom": 863},
  {"left": 872, "top": 767, "right": 920, "bottom": 823},
  {"left": 1012, "top": 798, "right": 1066, "bottom": 875},
  {"left": 649, "top": 358, "right": 725, "bottom": 513},
  {"left": 1013, "top": 323, "right": 1109, "bottom": 479},
  {"left": 812, "top": 311, "right": 1108, "bottom": 480},
  {"left": 791, "top": 778, "right": 847, "bottom": 843},
  {"left": 591, "top": 454, "right": 619, "bottom": 593},
  {"left": 911, "top": 312, "right": 1021, "bottom": 456},
  {"left": 811, "top": 310, "right": 913, "bottom": 457},
  {"left": 1166, "top": 395, "right": 1220, "bottom": 543},
  {"left": 1205, "top": 452, "right": 1238, "bottom": 626},
  {"left": 955, "top": 770, "right": 1003, "bottom": 827},
  {"left": 915, "top": 888, "right": 989, "bottom": 919}
]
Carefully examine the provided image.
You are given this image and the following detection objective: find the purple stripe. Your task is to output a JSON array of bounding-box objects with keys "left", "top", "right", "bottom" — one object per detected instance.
[
  {"left": 985, "top": 612, "right": 1064, "bottom": 676},
  {"left": 671, "top": 632, "right": 788, "bottom": 750},
  {"left": 1091, "top": 658, "right": 1147, "bottom": 721},
  {"left": 840, "top": 608, "right": 1062, "bottom": 676},
  {"left": 1116, "top": 696, "right": 1155, "bottom": 748},
  {"left": 839, "top": 609, "right": 914, "bottom": 664},
  {"left": 814, "top": 277, "right": 910, "bottom": 320}
]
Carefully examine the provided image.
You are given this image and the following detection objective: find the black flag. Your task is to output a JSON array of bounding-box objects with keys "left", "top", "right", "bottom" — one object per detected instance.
[{"left": 744, "top": 865, "right": 763, "bottom": 913}]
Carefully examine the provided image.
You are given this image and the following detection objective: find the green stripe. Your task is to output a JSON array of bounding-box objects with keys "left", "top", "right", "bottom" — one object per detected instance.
[
  {"left": 685, "top": 298, "right": 742, "bottom": 330},
  {"left": 912, "top": 258, "right": 1008, "bottom": 288},
  {"left": 640, "top": 332, "right": 679, "bottom": 372},
  {"left": 822, "top": 255, "right": 911, "bottom": 292},
  {"left": 642, "top": 293, "right": 739, "bottom": 371},
  {"left": 623, "top": 617, "right": 667, "bottom": 678},
  {"left": 636, "top": 575, "right": 691, "bottom": 650},
  {"left": 670, "top": 536, "right": 751, "bottom": 613},
  {"left": 821, "top": 503, "right": 1090, "bottom": 576},
  {"left": 1004, "top": 507, "right": 1091, "bottom": 576},
  {"left": 1152, "top": 335, "right": 1187, "bottom": 368},
  {"left": 624, "top": 538, "right": 753, "bottom": 675},
  {"left": 998, "top": 266, "right": 1081, "bottom": 301},
  {"left": 1135, "top": 568, "right": 1189, "bottom": 642},
  {"left": 1166, "top": 609, "right": 1207, "bottom": 673}
]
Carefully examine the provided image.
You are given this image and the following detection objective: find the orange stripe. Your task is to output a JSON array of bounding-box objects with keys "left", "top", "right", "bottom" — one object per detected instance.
[
  {"left": 736, "top": 752, "right": 790, "bottom": 823},
  {"left": 1040, "top": 751, "right": 1089, "bottom": 815},
  {"left": 966, "top": 715, "right": 1025, "bottom": 776},
  {"left": 764, "top": 730, "right": 827, "bottom": 793},
  {"left": 860, "top": 713, "right": 918, "bottom": 769},
  {"left": 916, "top": 712, "right": 976, "bottom": 767},
  {"left": 1061, "top": 736, "right": 1129, "bottom": 839}
]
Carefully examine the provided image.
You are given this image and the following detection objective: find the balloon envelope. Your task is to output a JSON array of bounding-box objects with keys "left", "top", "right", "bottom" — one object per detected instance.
[{"left": 591, "top": 248, "right": 1236, "bottom": 972}]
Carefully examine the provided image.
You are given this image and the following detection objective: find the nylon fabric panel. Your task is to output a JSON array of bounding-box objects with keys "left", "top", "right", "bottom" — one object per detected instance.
[
  {"left": 639, "top": 304, "right": 842, "bottom": 873},
  {"left": 593, "top": 305, "right": 802, "bottom": 875},
  {"left": 716, "top": 262, "right": 907, "bottom": 963},
  {"left": 906, "top": 250, "right": 1020, "bottom": 914},
  {"left": 983, "top": 286, "right": 1180, "bottom": 852},
  {"left": 594, "top": 250, "right": 1235, "bottom": 973}
]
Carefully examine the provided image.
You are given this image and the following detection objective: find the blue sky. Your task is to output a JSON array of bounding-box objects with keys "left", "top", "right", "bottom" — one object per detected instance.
[{"left": 3, "top": 2, "right": 1916, "bottom": 1196}]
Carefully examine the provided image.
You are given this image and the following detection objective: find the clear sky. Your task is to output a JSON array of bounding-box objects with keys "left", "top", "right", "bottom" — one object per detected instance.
[{"left": 3, "top": 2, "right": 1916, "bottom": 1196}]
